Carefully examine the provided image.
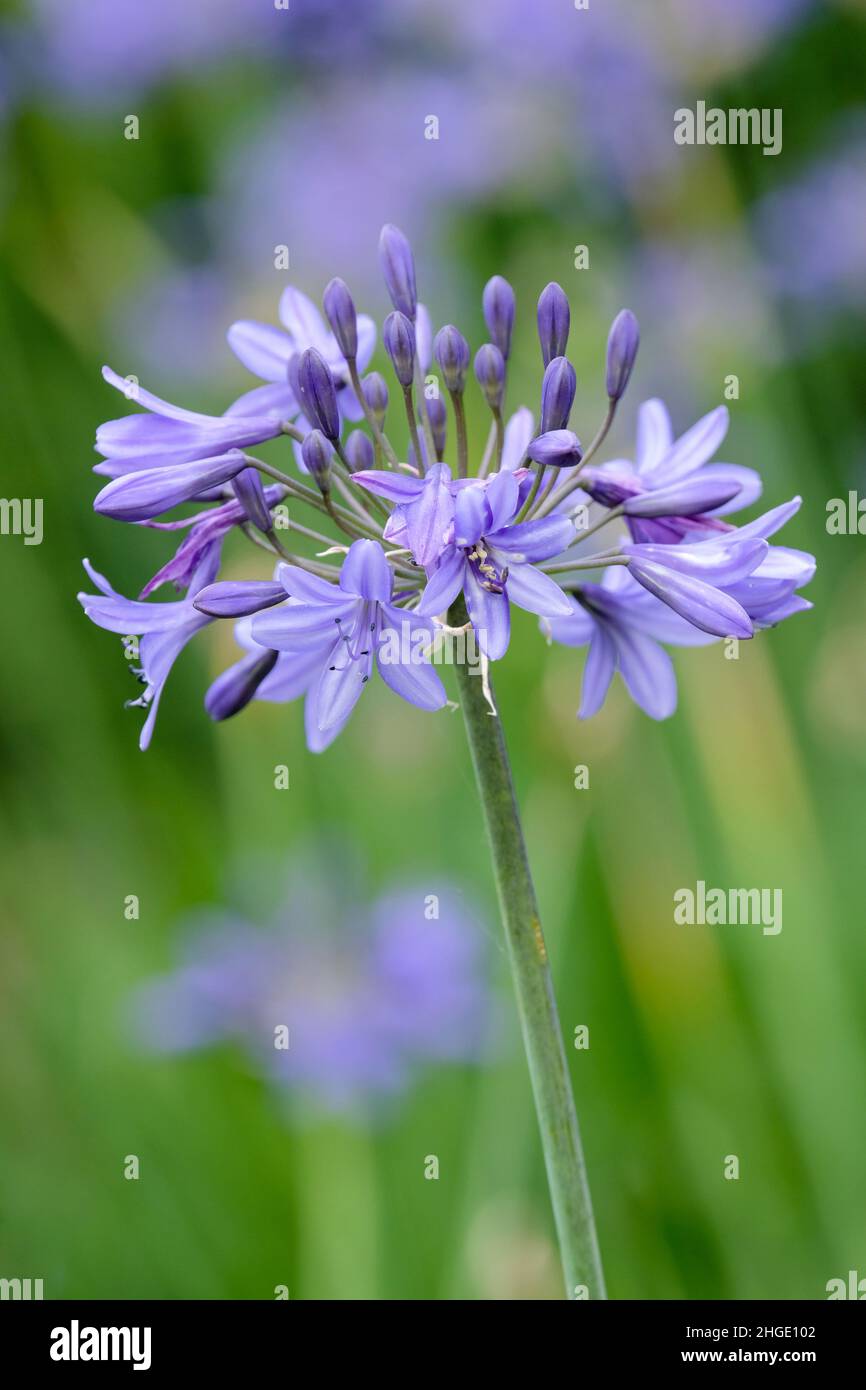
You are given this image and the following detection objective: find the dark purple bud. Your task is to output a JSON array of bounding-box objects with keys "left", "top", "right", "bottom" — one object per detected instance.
[
  {"left": 383, "top": 310, "right": 416, "bottom": 387},
  {"left": 537, "top": 282, "right": 570, "bottom": 366},
  {"left": 378, "top": 222, "right": 417, "bottom": 320},
  {"left": 605, "top": 308, "right": 640, "bottom": 402},
  {"left": 301, "top": 428, "right": 334, "bottom": 494},
  {"left": 427, "top": 394, "right": 447, "bottom": 456},
  {"left": 474, "top": 343, "right": 506, "bottom": 410},
  {"left": 362, "top": 371, "right": 389, "bottom": 426},
  {"left": 344, "top": 429, "right": 375, "bottom": 472},
  {"left": 323, "top": 276, "right": 358, "bottom": 360},
  {"left": 297, "top": 347, "right": 340, "bottom": 441},
  {"left": 526, "top": 429, "right": 583, "bottom": 470},
  {"left": 482, "top": 275, "right": 516, "bottom": 360},
  {"left": 205, "top": 648, "right": 280, "bottom": 721},
  {"left": 194, "top": 580, "right": 286, "bottom": 618},
  {"left": 232, "top": 466, "right": 272, "bottom": 533},
  {"left": 433, "top": 325, "right": 470, "bottom": 394},
  {"left": 93, "top": 451, "right": 246, "bottom": 522},
  {"left": 540, "top": 356, "right": 576, "bottom": 433}
]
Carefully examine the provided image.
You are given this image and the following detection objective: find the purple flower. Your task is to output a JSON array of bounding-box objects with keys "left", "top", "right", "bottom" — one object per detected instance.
[
  {"left": 547, "top": 498, "right": 814, "bottom": 718},
  {"left": 581, "top": 399, "right": 761, "bottom": 541},
  {"left": 546, "top": 567, "right": 718, "bottom": 720},
  {"left": 77, "top": 550, "right": 218, "bottom": 750},
  {"left": 129, "top": 864, "right": 494, "bottom": 1118},
  {"left": 353, "top": 462, "right": 458, "bottom": 569},
  {"left": 227, "top": 285, "right": 375, "bottom": 423},
  {"left": 416, "top": 471, "right": 575, "bottom": 659},
  {"left": 94, "top": 367, "right": 284, "bottom": 479},
  {"left": 82, "top": 222, "right": 817, "bottom": 745},
  {"left": 248, "top": 540, "right": 447, "bottom": 741}
]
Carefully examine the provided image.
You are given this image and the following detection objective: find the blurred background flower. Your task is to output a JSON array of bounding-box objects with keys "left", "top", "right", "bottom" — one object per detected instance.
[{"left": 131, "top": 852, "right": 496, "bottom": 1120}]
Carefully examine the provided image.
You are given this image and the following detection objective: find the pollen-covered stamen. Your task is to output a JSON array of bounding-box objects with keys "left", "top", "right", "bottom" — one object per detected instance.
[{"left": 467, "top": 541, "right": 509, "bottom": 595}]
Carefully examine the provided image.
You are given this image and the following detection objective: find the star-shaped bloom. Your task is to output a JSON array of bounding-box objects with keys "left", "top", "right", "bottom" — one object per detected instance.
[
  {"left": 249, "top": 539, "right": 447, "bottom": 741},
  {"left": 416, "top": 470, "right": 575, "bottom": 659},
  {"left": 548, "top": 497, "right": 815, "bottom": 719}
]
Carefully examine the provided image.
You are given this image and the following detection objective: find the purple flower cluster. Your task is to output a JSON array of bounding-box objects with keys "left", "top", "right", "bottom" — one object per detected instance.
[
  {"left": 130, "top": 862, "right": 493, "bottom": 1117},
  {"left": 80, "top": 225, "right": 815, "bottom": 745}
]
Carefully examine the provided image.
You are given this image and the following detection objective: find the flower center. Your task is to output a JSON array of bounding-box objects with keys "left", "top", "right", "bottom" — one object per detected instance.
[{"left": 467, "top": 541, "right": 509, "bottom": 595}]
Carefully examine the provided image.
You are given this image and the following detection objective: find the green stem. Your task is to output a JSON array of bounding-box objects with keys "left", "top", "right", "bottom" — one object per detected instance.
[
  {"left": 451, "top": 601, "right": 606, "bottom": 1300},
  {"left": 450, "top": 391, "right": 469, "bottom": 478}
]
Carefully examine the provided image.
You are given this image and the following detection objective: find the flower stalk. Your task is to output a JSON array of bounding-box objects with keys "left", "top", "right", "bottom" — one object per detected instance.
[{"left": 451, "top": 598, "right": 606, "bottom": 1300}]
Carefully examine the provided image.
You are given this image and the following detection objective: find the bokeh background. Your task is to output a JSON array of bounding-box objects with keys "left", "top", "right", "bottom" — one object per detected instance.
[{"left": 2, "top": 0, "right": 866, "bottom": 1300}]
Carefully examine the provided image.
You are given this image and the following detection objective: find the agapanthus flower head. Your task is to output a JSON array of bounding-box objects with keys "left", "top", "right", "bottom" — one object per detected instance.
[
  {"left": 129, "top": 852, "right": 495, "bottom": 1118},
  {"left": 82, "top": 223, "right": 815, "bottom": 748}
]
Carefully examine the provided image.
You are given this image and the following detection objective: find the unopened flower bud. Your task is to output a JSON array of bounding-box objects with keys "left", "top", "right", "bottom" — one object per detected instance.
[
  {"left": 383, "top": 310, "right": 416, "bottom": 387},
  {"left": 482, "top": 275, "right": 516, "bottom": 360},
  {"left": 344, "top": 430, "right": 375, "bottom": 472},
  {"left": 362, "top": 371, "right": 389, "bottom": 426},
  {"left": 605, "top": 308, "right": 640, "bottom": 402},
  {"left": 526, "top": 429, "right": 583, "bottom": 470},
  {"left": 194, "top": 580, "right": 286, "bottom": 618},
  {"left": 232, "top": 466, "right": 272, "bottom": 533},
  {"left": 93, "top": 452, "right": 246, "bottom": 523},
  {"left": 323, "top": 276, "right": 358, "bottom": 360},
  {"left": 537, "top": 282, "right": 570, "bottom": 366},
  {"left": 540, "top": 356, "right": 576, "bottom": 433},
  {"left": 426, "top": 394, "right": 447, "bottom": 457},
  {"left": 301, "top": 428, "right": 334, "bottom": 494},
  {"left": 205, "top": 649, "right": 279, "bottom": 721},
  {"left": 378, "top": 222, "right": 417, "bottom": 320},
  {"left": 434, "top": 325, "right": 470, "bottom": 394},
  {"left": 474, "top": 343, "right": 506, "bottom": 410},
  {"left": 297, "top": 348, "right": 340, "bottom": 441}
]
